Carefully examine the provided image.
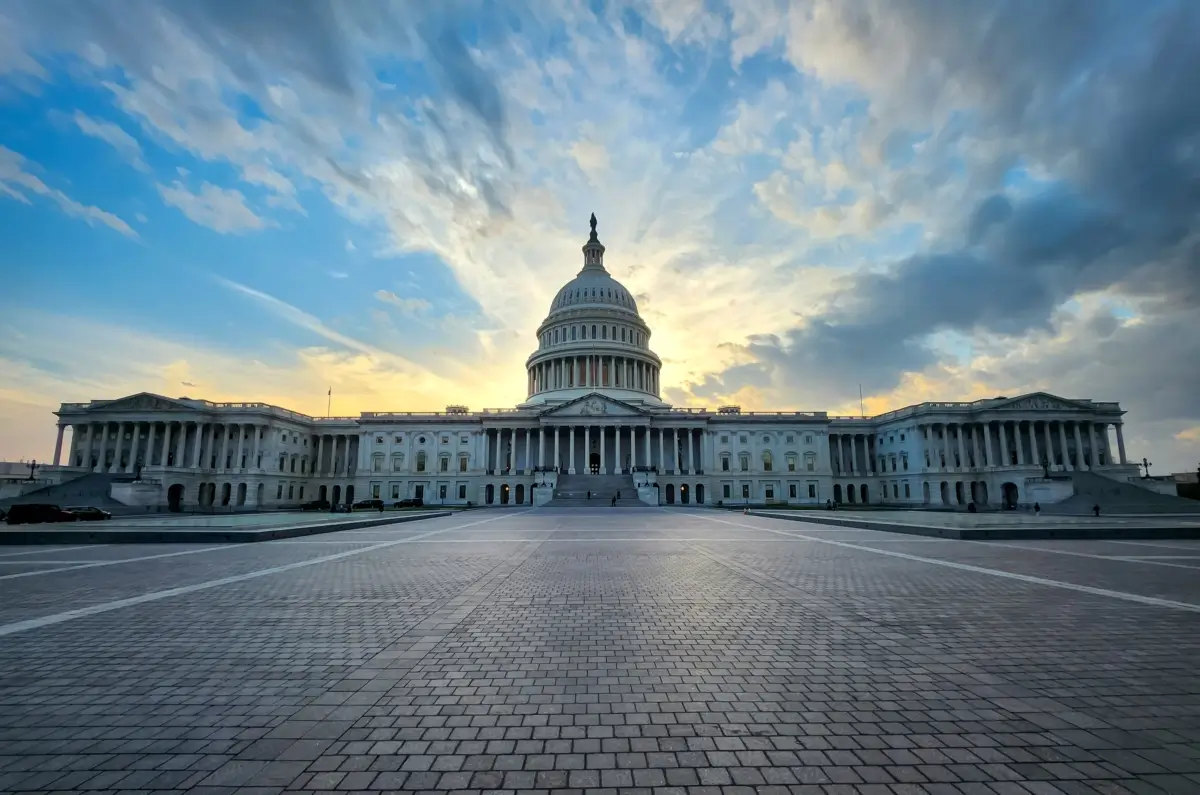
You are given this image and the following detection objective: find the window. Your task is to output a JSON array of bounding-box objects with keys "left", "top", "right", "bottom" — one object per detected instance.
[
  {"left": 290, "top": 457, "right": 296, "bottom": 473},
  {"left": 786, "top": 435, "right": 794, "bottom": 443},
  {"left": 904, "top": 482, "right": 911, "bottom": 498},
  {"left": 393, "top": 454, "right": 403, "bottom": 471},
  {"left": 278, "top": 454, "right": 286, "bottom": 471},
  {"left": 721, "top": 456, "right": 730, "bottom": 471},
  {"left": 459, "top": 455, "right": 468, "bottom": 472},
  {"left": 720, "top": 434, "right": 729, "bottom": 443},
  {"left": 373, "top": 455, "right": 383, "bottom": 472},
  {"left": 281, "top": 432, "right": 287, "bottom": 443},
  {"left": 739, "top": 435, "right": 747, "bottom": 444},
  {"left": 287, "top": 484, "right": 294, "bottom": 499},
  {"left": 741, "top": 484, "right": 750, "bottom": 499},
  {"left": 440, "top": 456, "right": 449, "bottom": 472},
  {"left": 372, "top": 483, "right": 381, "bottom": 499},
  {"left": 581, "top": 326, "right": 587, "bottom": 340},
  {"left": 805, "top": 453, "right": 816, "bottom": 472},
  {"left": 375, "top": 435, "right": 384, "bottom": 444},
  {"left": 901, "top": 453, "right": 908, "bottom": 471},
  {"left": 602, "top": 326, "right": 607, "bottom": 339},
  {"left": 762, "top": 435, "right": 770, "bottom": 444},
  {"left": 458, "top": 484, "right": 467, "bottom": 500},
  {"left": 391, "top": 483, "right": 400, "bottom": 499},
  {"left": 786, "top": 454, "right": 797, "bottom": 472},
  {"left": 415, "top": 484, "right": 424, "bottom": 499},
  {"left": 441, "top": 436, "right": 449, "bottom": 444},
  {"left": 439, "top": 484, "right": 448, "bottom": 499},
  {"left": 621, "top": 328, "right": 626, "bottom": 341},
  {"left": 572, "top": 326, "right": 577, "bottom": 340},
  {"left": 553, "top": 329, "right": 558, "bottom": 343},
  {"left": 723, "top": 484, "right": 731, "bottom": 499},
  {"left": 299, "top": 486, "right": 305, "bottom": 500},
  {"left": 805, "top": 434, "right": 813, "bottom": 445},
  {"left": 592, "top": 324, "right": 597, "bottom": 338},
  {"left": 416, "top": 451, "right": 426, "bottom": 472},
  {"left": 808, "top": 483, "right": 817, "bottom": 498},
  {"left": 765, "top": 486, "right": 774, "bottom": 499},
  {"left": 762, "top": 451, "right": 773, "bottom": 471},
  {"left": 460, "top": 435, "right": 468, "bottom": 444},
  {"left": 418, "top": 436, "right": 426, "bottom": 444},
  {"left": 900, "top": 433, "right": 906, "bottom": 441},
  {"left": 395, "top": 435, "right": 403, "bottom": 443},
  {"left": 739, "top": 454, "right": 749, "bottom": 472},
  {"left": 789, "top": 484, "right": 797, "bottom": 498},
  {"left": 276, "top": 483, "right": 283, "bottom": 499}
]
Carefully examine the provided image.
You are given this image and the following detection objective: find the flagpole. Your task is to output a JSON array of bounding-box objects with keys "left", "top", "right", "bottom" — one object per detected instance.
[{"left": 326, "top": 387, "right": 331, "bottom": 418}]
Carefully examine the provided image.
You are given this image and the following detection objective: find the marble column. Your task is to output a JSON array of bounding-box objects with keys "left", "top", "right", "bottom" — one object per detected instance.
[
  {"left": 52, "top": 424, "right": 65, "bottom": 466},
  {"left": 234, "top": 424, "right": 245, "bottom": 471},
  {"left": 630, "top": 427, "right": 637, "bottom": 469},
  {"left": 524, "top": 428, "right": 532, "bottom": 474},
  {"left": 161, "top": 422, "right": 173, "bottom": 467},
  {"left": 1073, "top": 422, "right": 1086, "bottom": 471},
  {"left": 1043, "top": 422, "right": 1054, "bottom": 469},
  {"left": 941, "top": 425, "right": 952, "bottom": 471},
  {"left": 999, "top": 422, "right": 1009, "bottom": 467},
  {"left": 191, "top": 423, "right": 204, "bottom": 468},
  {"left": 686, "top": 429, "right": 694, "bottom": 474},
  {"left": 539, "top": 427, "right": 545, "bottom": 468},
  {"left": 218, "top": 424, "right": 230, "bottom": 473},
  {"left": 585, "top": 426, "right": 592, "bottom": 474},
  {"left": 615, "top": 425, "right": 622, "bottom": 473},
  {"left": 1058, "top": 422, "right": 1072, "bottom": 471},
  {"left": 1028, "top": 420, "right": 1040, "bottom": 470},
  {"left": 644, "top": 425, "right": 651, "bottom": 467},
  {"left": 251, "top": 424, "right": 261, "bottom": 470},
  {"left": 599, "top": 426, "right": 607, "bottom": 474},
  {"left": 145, "top": 422, "right": 157, "bottom": 467},
  {"left": 1115, "top": 423, "right": 1127, "bottom": 464},
  {"left": 493, "top": 429, "right": 501, "bottom": 473},
  {"left": 1087, "top": 422, "right": 1099, "bottom": 467},
  {"left": 565, "top": 426, "right": 572, "bottom": 473},
  {"left": 956, "top": 425, "right": 967, "bottom": 471},
  {"left": 1014, "top": 422, "right": 1026, "bottom": 467},
  {"left": 315, "top": 435, "right": 324, "bottom": 476},
  {"left": 127, "top": 422, "right": 141, "bottom": 473},
  {"left": 658, "top": 428, "right": 665, "bottom": 472},
  {"left": 971, "top": 424, "right": 982, "bottom": 469}
]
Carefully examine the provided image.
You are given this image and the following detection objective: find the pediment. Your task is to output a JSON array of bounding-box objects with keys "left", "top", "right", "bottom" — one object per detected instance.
[
  {"left": 93, "top": 392, "right": 195, "bottom": 413},
  {"left": 993, "top": 392, "right": 1089, "bottom": 412},
  {"left": 541, "top": 393, "right": 646, "bottom": 418}
]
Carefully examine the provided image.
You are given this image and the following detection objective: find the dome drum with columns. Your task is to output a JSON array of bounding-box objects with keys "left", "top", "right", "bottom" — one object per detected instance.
[{"left": 27, "top": 215, "right": 1140, "bottom": 513}]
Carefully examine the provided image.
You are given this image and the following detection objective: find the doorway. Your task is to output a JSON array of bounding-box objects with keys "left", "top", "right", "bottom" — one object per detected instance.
[
  {"left": 516, "top": 484, "right": 525, "bottom": 504},
  {"left": 589, "top": 452, "right": 600, "bottom": 474},
  {"left": 665, "top": 483, "right": 675, "bottom": 504},
  {"left": 167, "top": 483, "right": 184, "bottom": 512},
  {"left": 1002, "top": 482, "right": 1019, "bottom": 509},
  {"left": 680, "top": 483, "right": 689, "bottom": 504},
  {"left": 500, "top": 483, "right": 510, "bottom": 505},
  {"left": 332, "top": 484, "right": 341, "bottom": 505}
]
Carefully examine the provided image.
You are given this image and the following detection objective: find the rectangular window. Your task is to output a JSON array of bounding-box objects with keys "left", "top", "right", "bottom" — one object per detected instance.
[
  {"left": 391, "top": 483, "right": 400, "bottom": 499},
  {"left": 723, "top": 484, "right": 731, "bottom": 499},
  {"left": 789, "top": 484, "right": 797, "bottom": 498},
  {"left": 439, "top": 484, "right": 448, "bottom": 499},
  {"left": 372, "top": 483, "right": 381, "bottom": 498},
  {"left": 786, "top": 435, "right": 794, "bottom": 443},
  {"left": 373, "top": 457, "right": 382, "bottom": 472},
  {"left": 739, "top": 435, "right": 747, "bottom": 444},
  {"left": 287, "top": 484, "right": 294, "bottom": 499},
  {"left": 415, "top": 484, "right": 424, "bottom": 499},
  {"left": 720, "top": 435, "right": 729, "bottom": 443},
  {"left": 375, "top": 436, "right": 384, "bottom": 444},
  {"left": 440, "top": 457, "right": 449, "bottom": 472},
  {"left": 805, "top": 434, "right": 813, "bottom": 445},
  {"left": 893, "top": 483, "right": 899, "bottom": 498},
  {"left": 276, "top": 483, "right": 283, "bottom": 499},
  {"left": 741, "top": 484, "right": 750, "bottom": 499},
  {"left": 808, "top": 483, "right": 817, "bottom": 498},
  {"left": 461, "top": 435, "right": 468, "bottom": 444},
  {"left": 459, "top": 456, "right": 468, "bottom": 471},
  {"left": 722, "top": 458, "right": 730, "bottom": 471},
  {"left": 904, "top": 482, "right": 911, "bottom": 498},
  {"left": 765, "top": 486, "right": 774, "bottom": 499},
  {"left": 299, "top": 486, "right": 304, "bottom": 500},
  {"left": 458, "top": 484, "right": 467, "bottom": 499},
  {"left": 441, "top": 436, "right": 449, "bottom": 444}
]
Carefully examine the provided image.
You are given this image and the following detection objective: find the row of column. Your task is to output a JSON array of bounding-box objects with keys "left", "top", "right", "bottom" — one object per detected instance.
[
  {"left": 919, "top": 419, "right": 1127, "bottom": 472},
  {"left": 311, "top": 433, "right": 357, "bottom": 476},
  {"left": 830, "top": 433, "right": 873, "bottom": 475},
  {"left": 483, "top": 425, "right": 704, "bottom": 474},
  {"left": 66, "top": 421, "right": 268, "bottom": 474},
  {"left": 528, "top": 355, "right": 658, "bottom": 397}
]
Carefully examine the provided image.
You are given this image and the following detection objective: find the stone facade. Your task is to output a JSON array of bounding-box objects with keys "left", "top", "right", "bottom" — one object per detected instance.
[{"left": 49, "top": 221, "right": 1136, "bottom": 510}]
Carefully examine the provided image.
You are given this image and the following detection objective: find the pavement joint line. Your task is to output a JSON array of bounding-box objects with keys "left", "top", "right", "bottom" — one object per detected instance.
[
  {"left": 0, "top": 509, "right": 533, "bottom": 638},
  {"left": 0, "top": 560, "right": 117, "bottom": 565},
  {"left": 974, "top": 540, "right": 1200, "bottom": 570},
  {"left": 0, "top": 544, "right": 109, "bottom": 558},
  {"left": 690, "top": 512, "right": 1200, "bottom": 613},
  {"left": 1111, "top": 539, "right": 1200, "bottom": 552},
  {"left": 0, "top": 543, "right": 243, "bottom": 581}
]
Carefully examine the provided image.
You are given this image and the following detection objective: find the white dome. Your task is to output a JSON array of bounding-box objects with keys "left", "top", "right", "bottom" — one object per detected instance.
[{"left": 549, "top": 269, "right": 639, "bottom": 317}]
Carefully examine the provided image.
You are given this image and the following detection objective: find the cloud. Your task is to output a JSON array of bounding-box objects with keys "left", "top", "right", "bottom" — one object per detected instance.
[
  {"left": 156, "top": 180, "right": 267, "bottom": 233},
  {"left": 0, "top": 145, "right": 138, "bottom": 237},
  {"left": 375, "top": 289, "right": 432, "bottom": 316},
  {"left": 73, "top": 111, "right": 148, "bottom": 171}
]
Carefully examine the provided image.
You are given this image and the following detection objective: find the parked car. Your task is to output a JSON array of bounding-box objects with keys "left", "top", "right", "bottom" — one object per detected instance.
[
  {"left": 394, "top": 498, "right": 424, "bottom": 508},
  {"left": 64, "top": 506, "right": 112, "bottom": 521},
  {"left": 351, "top": 499, "right": 385, "bottom": 511},
  {"left": 5, "top": 503, "right": 77, "bottom": 525},
  {"left": 300, "top": 499, "right": 331, "bottom": 511}
]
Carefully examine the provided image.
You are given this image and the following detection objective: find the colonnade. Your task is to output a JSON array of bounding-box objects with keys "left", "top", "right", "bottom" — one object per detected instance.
[
  {"left": 528, "top": 354, "right": 658, "bottom": 397},
  {"left": 66, "top": 420, "right": 274, "bottom": 474},
  {"left": 829, "top": 432, "right": 874, "bottom": 475},
  {"left": 481, "top": 425, "right": 704, "bottom": 475},
  {"left": 918, "top": 419, "right": 1126, "bottom": 472}
]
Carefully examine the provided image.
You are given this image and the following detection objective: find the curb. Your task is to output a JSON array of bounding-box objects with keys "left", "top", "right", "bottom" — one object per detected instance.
[
  {"left": 746, "top": 511, "right": 1200, "bottom": 540},
  {"left": 0, "top": 511, "right": 453, "bottom": 545}
]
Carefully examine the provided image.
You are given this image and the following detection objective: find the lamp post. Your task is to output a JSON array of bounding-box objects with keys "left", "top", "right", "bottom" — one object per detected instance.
[
  {"left": 25, "top": 459, "right": 39, "bottom": 481},
  {"left": 1141, "top": 457, "right": 1153, "bottom": 478}
]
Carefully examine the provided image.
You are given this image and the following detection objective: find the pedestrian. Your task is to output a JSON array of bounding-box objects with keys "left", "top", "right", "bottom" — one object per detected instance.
[
  {"left": 1093, "top": 503, "right": 1101, "bottom": 517},
  {"left": 587, "top": 490, "right": 591, "bottom": 500},
  {"left": 1034, "top": 502, "right": 1041, "bottom": 516},
  {"left": 611, "top": 495, "right": 616, "bottom": 507}
]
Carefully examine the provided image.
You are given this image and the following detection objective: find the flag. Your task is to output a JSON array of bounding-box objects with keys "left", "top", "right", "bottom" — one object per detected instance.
[{"left": 327, "top": 386, "right": 332, "bottom": 397}]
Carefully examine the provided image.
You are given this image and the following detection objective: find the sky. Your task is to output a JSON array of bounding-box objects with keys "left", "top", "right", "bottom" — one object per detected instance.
[{"left": 0, "top": 0, "right": 1197, "bottom": 475}]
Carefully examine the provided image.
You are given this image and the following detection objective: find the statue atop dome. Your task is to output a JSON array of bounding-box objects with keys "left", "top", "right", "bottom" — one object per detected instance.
[{"left": 589, "top": 212, "right": 598, "bottom": 236}]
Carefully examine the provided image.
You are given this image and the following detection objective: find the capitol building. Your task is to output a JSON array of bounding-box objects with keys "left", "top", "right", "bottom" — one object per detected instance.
[{"left": 45, "top": 218, "right": 1135, "bottom": 511}]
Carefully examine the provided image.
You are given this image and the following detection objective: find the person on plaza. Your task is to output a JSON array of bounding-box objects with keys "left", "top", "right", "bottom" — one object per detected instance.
[
  {"left": 611, "top": 495, "right": 617, "bottom": 507},
  {"left": 1093, "top": 503, "right": 1101, "bottom": 516},
  {"left": 1034, "top": 502, "right": 1041, "bottom": 516}
]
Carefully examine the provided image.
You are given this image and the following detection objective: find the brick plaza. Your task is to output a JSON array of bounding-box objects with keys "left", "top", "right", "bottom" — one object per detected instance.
[{"left": 2, "top": 508, "right": 1199, "bottom": 794}]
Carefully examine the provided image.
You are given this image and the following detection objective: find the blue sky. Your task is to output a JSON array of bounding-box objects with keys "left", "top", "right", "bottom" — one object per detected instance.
[{"left": 1, "top": 0, "right": 1198, "bottom": 473}]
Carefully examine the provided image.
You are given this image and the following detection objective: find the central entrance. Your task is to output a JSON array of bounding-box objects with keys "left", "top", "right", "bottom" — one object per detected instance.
[{"left": 589, "top": 452, "right": 600, "bottom": 474}]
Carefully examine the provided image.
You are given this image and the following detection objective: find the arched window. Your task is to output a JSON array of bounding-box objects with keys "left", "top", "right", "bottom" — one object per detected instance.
[
  {"left": 372, "top": 454, "right": 383, "bottom": 472},
  {"left": 602, "top": 326, "right": 607, "bottom": 339},
  {"left": 762, "top": 451, "right": 773, "bottom": 471},
  {"left": 571, "top": 326, "right": 577, "bottom": 340},
  {"left": 621, "top": 327, "right": 626, "bottom": 341},
  {"left": 581, "top": 326, "right": 587, "bottom": 340},
  {"left": 592, "top": 324, "right": 597, "bottom": 338},
  {"left": 392, "top": 454, "right": 403, "bottom": 471},
  {"left": 721, "top": 454, "right": 730, "bottom": 471},
  {"left": 786, "top": 453, "right": 797, "bottom": 472},
  {"left": 553, "top": 329, "right": 558, "bottom": 343},
  {"left": 612, "top": 326, "right": 616, "bottom": 339},
  {"left": 739, "top": 453, "right": 750, "bottom": 471},
  {"left": 416, "top": 451, "right": 426, "bottom": 472}
]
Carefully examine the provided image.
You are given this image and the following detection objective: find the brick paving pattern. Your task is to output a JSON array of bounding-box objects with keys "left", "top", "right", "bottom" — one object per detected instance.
[{"left": 1, "top": 507, "right": 1199, "bottom": 794}]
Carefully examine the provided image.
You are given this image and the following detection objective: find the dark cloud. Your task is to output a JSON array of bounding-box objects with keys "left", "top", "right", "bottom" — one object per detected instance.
[{"left": 708, "top": 0, "right": 1200, "bottom": 427}]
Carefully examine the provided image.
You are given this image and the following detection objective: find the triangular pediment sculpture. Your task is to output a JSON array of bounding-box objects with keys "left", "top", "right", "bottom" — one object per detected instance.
[
  {"left": 993, "top": 392, "right": 1089, "bottom": 412},
  {"left": 540, "top": 393, "right": 646, "bottom": 418},
  {"left": 93, "top": 392, "right": 195, "bottom": 412}
]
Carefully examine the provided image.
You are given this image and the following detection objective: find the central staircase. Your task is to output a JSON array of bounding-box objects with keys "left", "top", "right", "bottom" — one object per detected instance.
[
  {"left": 547, "top": 472, "right": 644, "bottom": 507},
  {"left": 1041, "top": 470, "right": 1200, "bottom": 515}
]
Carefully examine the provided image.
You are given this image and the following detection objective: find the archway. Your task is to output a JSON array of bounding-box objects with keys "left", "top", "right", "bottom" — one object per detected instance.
[
  {"left": 516, "top": 484, "right": 525, "bottom": 505},
  {"left": 345, "top": 485, "right": 355, "bottom": 504},
  {"left": 332, "top": 484, "right": 342, "bottom": 505},
  {"left": 923, "top": 481, "right": 931, "bottom": 504},
  {"left": 500, "top": 483, "right": 510, "bottom": 505},
  {"left": 256, "top": 483, "right": 264, "bottom": 507},
  {"left": 220, "top": 482, "right": 231, "bottom": 506},
  {"left": 589, "top": 452, "right": 600, "bottom": 474},
  {"left": 680, "top": 483, "right": 690, "bottom": 504},
  {"left": 696, "top": 484, "right": 704, "bottom": 504},
  {"left": 940, "top": 481, "right": 950, "bottom": 505},
  {"left": 1001, "top": 482, "right": 1019, "bottom": 509},
  {"left": 207, "top": 482, "right": 216, "bottom": 507},
  {"left": 318, "top": 484, "right": 327, "bottom": 501},
  {"left": 833, "top": 484, "right": 843, "bottom": 503},
  {"left": 665, "top": 483, "right": 675, "bottom": 504},
  {"left": 955, "top": 481, "right": 965, "bottom": 505},
  {"left": 485, "top": 484, "right": 495, "bottom": 504},
  {"left": 978, "top": 482, "right": 989, "bottom": 505},
  {"left": 859, "top": 484, "right": 868, "bottom": 504},
  {"left": 168, "top": 483, "right": 184, "bottom": 512},
  {"left": 236, "top": 483, "right": 247, "bottom": 506},
  {"left": 847, "top": 484, "right": 856, "bottom": 504}
]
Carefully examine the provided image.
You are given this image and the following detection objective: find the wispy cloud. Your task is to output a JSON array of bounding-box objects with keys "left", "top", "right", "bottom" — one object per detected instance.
[
  {"left": 157, "top": 181, "right": 268, "bottom": 234},
  {"left": 375, "top": 289, "right": 431, "bottom": 316},
  {"left": 73, "top": 111, "right": 148, "bottom": 171},
  {"left": 0, "top": 145, "right": 137, "bottom": 237}
]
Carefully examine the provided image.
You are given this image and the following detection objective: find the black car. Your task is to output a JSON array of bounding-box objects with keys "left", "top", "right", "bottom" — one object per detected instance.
[
  {"left": 300, "top": 499, "right": 331, "bottom": 511},
  {"left": 5, "top": 503, "right": 77, "bottom": 525},
  {"left": 64, "top": 506, "right": 112, "bottom": 521},
  {"left": 394, "top": 498, "right": 424, "bottom": 508},
  {"left": 351, "top": 499, "right": 386, "bottom": 511}
]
